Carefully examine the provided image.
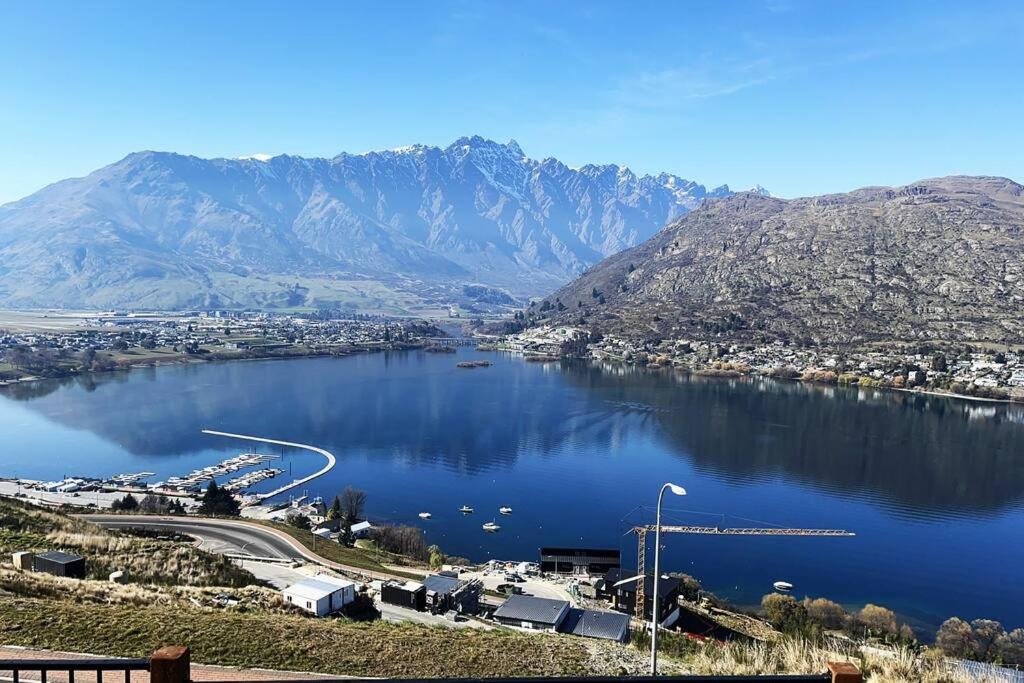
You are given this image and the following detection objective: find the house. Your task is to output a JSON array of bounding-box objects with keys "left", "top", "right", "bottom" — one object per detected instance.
[
  {"left": 32, "top": 551, "right": 86, "bottom": 579},
  {"left": 350, "top": 520, "right": 372, "bottom": 537},
  {"left": 381, "top": 580, "right": 426, "bottom": 611},
  {"left": 282, "top": 576, "right": 355, "bottom": 617},
  {"left": 539, "top": 547, "right": 620, "bottom": 576},
  {"left": 492, "top": 594, "right": 570, "bottom": 631},
  {"left": 559, "top": 607, "right": 631, "bottom": 643},
  {"left": 604, "top": 568, "right": 682, "bottom": 624},
  {"left": 422, "top": 573, "right": 481, "bottom": 614}
]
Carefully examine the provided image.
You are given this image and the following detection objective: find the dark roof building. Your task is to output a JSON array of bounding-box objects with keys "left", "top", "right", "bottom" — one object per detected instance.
[
  {"left": 559, "top": 607, "right": 631, "bottom": 643},
  {"left": 604, "top": 568, "right": 682, "bottom": 622},
  {"left": 423, "top": 573, "right": 460, "bottom": 595},
  {"left": 32, "top": 550, "right": 86, "bottom": 579},
  {"left": 539, "top": 547, "right": 620, "bottom": 575},
  {"left": 492, "top": 594, "right": 570, "bottom": 631}
]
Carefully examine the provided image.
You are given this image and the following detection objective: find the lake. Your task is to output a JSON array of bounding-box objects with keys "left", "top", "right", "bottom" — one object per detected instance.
[{"left": 2, "top": 349, "right": 1023, "bottom": 632}]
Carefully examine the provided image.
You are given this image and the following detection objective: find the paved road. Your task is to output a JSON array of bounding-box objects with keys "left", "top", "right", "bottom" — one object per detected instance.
[
  {"left": 87, "top": 516, "right": 301, "bottom": 560},
  {"left": 79, "top": 515, "right": 419, "bottom": 582}
]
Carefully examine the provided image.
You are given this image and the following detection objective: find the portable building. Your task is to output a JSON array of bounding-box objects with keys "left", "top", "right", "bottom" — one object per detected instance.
[
  {"left": 380, "top": 580, "right": 426, "bottom": 611},
  {"left": 12, "top": 551, "right": 34, "bottom": 570},
  {"left": 282, "top": 577, "right": 355, "bottom": 617},
  {"left": 32, "top": 551, "right": 86, "bottom": 579}
]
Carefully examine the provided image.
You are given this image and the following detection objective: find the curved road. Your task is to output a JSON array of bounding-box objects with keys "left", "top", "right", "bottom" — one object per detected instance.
[{"left": 81, "top": 514, "right": 413, "bottom": 582}]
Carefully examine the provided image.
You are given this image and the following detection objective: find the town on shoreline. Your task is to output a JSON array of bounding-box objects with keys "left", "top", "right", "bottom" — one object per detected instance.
[{"left": 480, "top": 324, "right": 1024, "bottom": 404}]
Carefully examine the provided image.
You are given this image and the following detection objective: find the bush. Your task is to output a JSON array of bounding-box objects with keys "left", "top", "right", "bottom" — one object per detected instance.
[
  {"left": 761, "top": 594, "right": 809, "bottom": 635},
  {"left": 859, "top": 604, "right": 898, "bottom": 637},
  {"left": 802, "top": 597, "right": 847, "bottom": 630}
]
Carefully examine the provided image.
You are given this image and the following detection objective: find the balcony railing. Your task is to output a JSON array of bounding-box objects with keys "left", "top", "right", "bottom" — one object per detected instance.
[
  {"left": 0, "top": 648, "right": 864, "bottom": 683},
  {"left": 0, "top": 656, "right": 149, "bottom": 683}
]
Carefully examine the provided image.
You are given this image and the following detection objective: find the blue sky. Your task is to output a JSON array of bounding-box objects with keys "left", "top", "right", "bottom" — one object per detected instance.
[{"left": 1, "top": 0, "right": 1021, "bottom": 204}]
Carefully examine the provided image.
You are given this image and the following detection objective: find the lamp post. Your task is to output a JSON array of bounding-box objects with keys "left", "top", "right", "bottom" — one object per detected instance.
[{"left": 651, "top": 482, "right": 686, "bottom": 676}]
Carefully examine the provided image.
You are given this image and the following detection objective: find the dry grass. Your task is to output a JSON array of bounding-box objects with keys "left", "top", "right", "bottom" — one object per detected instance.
[
  {"left": 0, "top": 596, "right": 591, "bottom": 678},
  {"left": 656, "top": 637, "right": 1008, "bottom": 683},
  {"left": 0, "top": 498, "right": 252, "bottom": 587},
  {"left": 0, "top": 567, "right": 286, "bottom": 612}
]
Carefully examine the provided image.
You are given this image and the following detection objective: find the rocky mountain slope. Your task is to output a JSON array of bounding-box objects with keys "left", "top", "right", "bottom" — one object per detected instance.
[
  {"left": 0, "top": 137, "right": 746, "bottom": 311},
  {"left": 543, "top": 176, "right": 1024, "bottom": 345}
]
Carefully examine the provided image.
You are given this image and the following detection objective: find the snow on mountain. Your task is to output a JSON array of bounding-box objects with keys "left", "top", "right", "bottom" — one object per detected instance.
[{"left": 0, "top": 136, "right": 756, "bottom": 310}]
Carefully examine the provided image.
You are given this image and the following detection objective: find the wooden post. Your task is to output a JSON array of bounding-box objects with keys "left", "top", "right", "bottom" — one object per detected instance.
[
  {"left": 827, "top": 661, "right": 863, "bottom": 683},
  {"left": 151, "top": 646, "right": 190, "bottom": 683}
]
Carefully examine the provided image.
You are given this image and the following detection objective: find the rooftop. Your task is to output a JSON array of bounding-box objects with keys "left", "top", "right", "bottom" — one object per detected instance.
[
  {"left": 492, "top": 594, "right": 569, "bottom": 625},
  {"left": 35, "top": 551, "right": 84, "bottom": 564},
  {"left": 559, "top": 607, "right": 630, "bottom": 641},
  {"left": 423, "top": 574, "right": 460, "bottom": 596},
  {"left": 283, "top": 578, "right": 346, "bottom": 601}
]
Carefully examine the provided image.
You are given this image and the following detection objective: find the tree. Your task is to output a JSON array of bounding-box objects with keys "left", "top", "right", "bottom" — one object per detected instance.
[
  {"left": 428, "top": 544, "right": 445, "bottom": 570},
  {"left": 598, "top": 294, "right": 606, "bottom": 304},
  {"left": 761, "top": 594, "right": 808, "bottom": 634},
  {"left": 111, "top": 493, "right": 139, "bottom": 511},
  {"left": 931, "top": 353, "right": 948, "bottom": 372},
  {"left": 140, "top": 337, "right": 157, "bottom": 350},
  {"left": 803, "top": 597, "right": 847, "bottom": 630},
  {"left": 995, "top": 628, "right": 1024, "bottom": 666},
  {"left": 859, "top": 604, "right": 898, "bottom": 637},
  {"left": 326, "top": 496, "right": 342, "bottom": 521},
  {"left": 286, "top": 510, "right": 311, "bottom": 530},
  {"left": 338, "top": 522, "right": 355, "bottom": 547},
  {"left": 969, "top": 619, "right": 1006, "bottom": 661},
  {"left": 936, "top": 617, "right": 974, "bottom": 658},
  {"left": 198, "top": 480, "right": 240, "bottom": 517},
  {"left": 339, "top": 486, "right": 366, "bottom": 523}
]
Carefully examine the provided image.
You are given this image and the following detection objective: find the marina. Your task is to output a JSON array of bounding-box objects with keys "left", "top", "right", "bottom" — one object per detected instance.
[{"left": 156, "top": 452, "right": 279, "bottom": 493}]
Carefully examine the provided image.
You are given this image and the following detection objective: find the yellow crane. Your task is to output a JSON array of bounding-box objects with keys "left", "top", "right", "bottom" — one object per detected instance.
[{"left": 630, "top": 524, "right": 856, "bottom": 621}]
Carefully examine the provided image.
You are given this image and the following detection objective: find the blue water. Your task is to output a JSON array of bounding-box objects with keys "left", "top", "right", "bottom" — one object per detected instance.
[{"left": 2, "top": 349, "right": 1023, "bottom": 632}]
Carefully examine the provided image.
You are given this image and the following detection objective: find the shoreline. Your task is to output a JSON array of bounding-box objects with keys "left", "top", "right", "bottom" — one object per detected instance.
[{"left": 7, "top": 344, "right": 1023, "bottom": 409}]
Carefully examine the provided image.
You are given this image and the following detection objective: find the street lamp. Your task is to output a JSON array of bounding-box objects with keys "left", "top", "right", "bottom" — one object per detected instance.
[{"left": 651, "top": 482, "right": 686, "bottom": 675}]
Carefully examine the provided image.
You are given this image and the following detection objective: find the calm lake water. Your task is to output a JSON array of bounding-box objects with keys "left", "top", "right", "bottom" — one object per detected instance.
[{"left": 2, "top": 349, "right": 1023, "bottom": 632}]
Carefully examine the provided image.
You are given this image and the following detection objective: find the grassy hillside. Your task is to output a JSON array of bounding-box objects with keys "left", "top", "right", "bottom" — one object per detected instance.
[
  {"left": 0, "top": 498, "right": 252, "bottom": 586},
  {"left": 0, "top": 596, "right": 600, "bottom": 678}
]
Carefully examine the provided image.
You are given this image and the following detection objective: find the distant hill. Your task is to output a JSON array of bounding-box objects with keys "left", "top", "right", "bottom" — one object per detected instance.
[
  {"left": 0, "top": 137, "right": 750, "bottom": 312},
  {"left": 543, "top": 176, "right": 1024, "bottom": 345}
]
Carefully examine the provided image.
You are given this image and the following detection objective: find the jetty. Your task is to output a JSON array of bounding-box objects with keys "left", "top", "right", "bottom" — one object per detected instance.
[{"left": 201, "top": 429, "right": 337, "bottom": 504}]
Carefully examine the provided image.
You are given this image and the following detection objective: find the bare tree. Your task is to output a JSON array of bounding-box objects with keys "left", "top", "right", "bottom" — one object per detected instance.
[{"left": 339, "top": 486, "right": 366, "bottom": 523}]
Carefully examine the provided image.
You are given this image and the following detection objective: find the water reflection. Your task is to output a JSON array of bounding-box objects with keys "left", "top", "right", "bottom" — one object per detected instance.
[{"left": 3, "top": 352, "right": 1024, "bottom": 517}]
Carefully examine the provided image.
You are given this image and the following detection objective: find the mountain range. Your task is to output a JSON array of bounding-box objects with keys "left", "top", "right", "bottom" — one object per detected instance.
[
  {"left": 0, "top": 136, "right": 753, "bottom": 312},
  {"left": 544, "top": 176, "right": 1024, "bottom": 345}
]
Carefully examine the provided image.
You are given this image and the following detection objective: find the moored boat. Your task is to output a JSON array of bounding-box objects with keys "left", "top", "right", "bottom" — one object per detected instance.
[
  {"left": 499, "top": 506, "right": 512, "bottom": 515},
  {"left": 459, "top": 505, "right": 474, "bottom": 514},
  {"left": 482, "top": 521, "right": 501, "bottom": 532}
]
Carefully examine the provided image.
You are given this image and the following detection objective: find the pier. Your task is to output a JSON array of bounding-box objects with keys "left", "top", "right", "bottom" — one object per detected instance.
[{"left": 201, "top": 429, "right": 337, "bottom": 503}]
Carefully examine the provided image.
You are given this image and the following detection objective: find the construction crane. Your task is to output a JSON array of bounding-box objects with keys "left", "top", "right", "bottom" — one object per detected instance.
[{"left": 630, "top": 524, "right": 856, "bottom": 621}]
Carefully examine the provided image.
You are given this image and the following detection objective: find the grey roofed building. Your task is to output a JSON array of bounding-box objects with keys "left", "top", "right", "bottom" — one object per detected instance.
[
  {"left": 492, "top": 594, "right": 570, "bottom": 630},
  {"left": 422, "top": 573, "right": 460, "bottom": 595},
  {"left": 559, "top": 607, "right": 631, "bottom": 643}
]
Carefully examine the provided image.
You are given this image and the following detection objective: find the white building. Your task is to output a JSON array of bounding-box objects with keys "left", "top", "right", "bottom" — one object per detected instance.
[{"left": 282, "top": 576, "right": 356, "bottom": 617}]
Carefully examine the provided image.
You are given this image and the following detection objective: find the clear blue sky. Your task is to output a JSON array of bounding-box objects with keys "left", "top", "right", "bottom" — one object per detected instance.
[{"left": 1, "top": 0, "right": 1022, "bottom": 204}]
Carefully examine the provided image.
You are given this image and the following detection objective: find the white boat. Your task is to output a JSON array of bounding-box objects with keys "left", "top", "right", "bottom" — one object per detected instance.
[
  {"left": 418, "top": 512, "right": 432, "bottom": 519},
  {"left": 773, "top": 581, "right": 793, "bottom": 592},
  {"left": 482, "top": 521, "right": 501, "bottom": 532},
  {"left": 499, "top": 506, "right": 512, "bottom": 515},
  {"left": 459, "top": 505, "right": 474, "bottom": 514}
]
